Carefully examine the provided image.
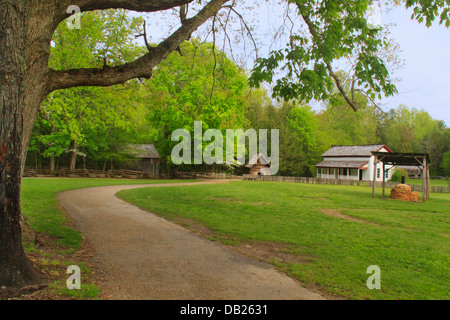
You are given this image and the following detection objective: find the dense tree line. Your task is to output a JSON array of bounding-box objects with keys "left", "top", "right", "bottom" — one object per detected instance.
[
  {"left": 27, "top": 10, "right": 449, "bottom": 177},
  {"left": 28, "top": 55, "right": 450, "bottom": 178},
  {"left": 247, "top": 97, "right": 450, "bottom": 177}
]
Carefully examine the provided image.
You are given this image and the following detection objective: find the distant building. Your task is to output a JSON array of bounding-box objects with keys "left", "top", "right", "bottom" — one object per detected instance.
[
  {"left": 245, "top": 153, "right": 272, "bottom": 176},
  {"left": 395, "top": 165, "right": 422, "bottom": 179},
  {"left": 128, "top": 144, "right": 160, "bottom": 175},
  {"left": 315, "top": 144, "right": 394, "bottom": 181}
]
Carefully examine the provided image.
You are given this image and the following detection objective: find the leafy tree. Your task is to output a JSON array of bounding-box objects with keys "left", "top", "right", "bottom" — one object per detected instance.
[
  {"left": 245, "top": 87, "right": 273, "bottom": 130},
  {"left": 30, "top": 10, "right": 145, "bottom": 171},
  {"left": 286, "top": 105, "right": 317, "bottom": 149},
  {"left": 390, "top": 168, "right": 409, "bottom": 183},
  {"left": 283, "top": 103, "right": 319, "bottom": 176},
  {"left": 376, "top": 105, "right": 449, "bottom": 175},
  {"left": 247, "top": 97, "right": 319, "bottom": 177},
  {"left": 422, "top": 120, "right": 450, "bottom": 175},
  {"left": 442, "top": 151, "right": 450, "bottom": 177},
  {"left": 145, "top": 40, "right": 248, "bottom": 173},
  {"left": 380, "top": 106, "right": 438, "bottom": 150},
  {"left": 317, "top": 94, "right": 381, "bottom": 146}
]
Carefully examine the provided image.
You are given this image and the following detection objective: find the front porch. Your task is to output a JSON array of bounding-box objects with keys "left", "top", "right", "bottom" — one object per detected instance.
[{"left": 317, "top": 167, "right": 363, "bottom": 181}]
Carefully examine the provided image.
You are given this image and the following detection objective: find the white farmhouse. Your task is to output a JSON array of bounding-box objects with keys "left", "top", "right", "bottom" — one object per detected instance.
[{"left": 315, "top": 144, "right": 394, "bottom": 181}]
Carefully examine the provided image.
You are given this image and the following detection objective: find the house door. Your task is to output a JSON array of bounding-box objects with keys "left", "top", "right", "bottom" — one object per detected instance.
[{"left": 359, "top": 169, "right": 363, "bottom": 181}]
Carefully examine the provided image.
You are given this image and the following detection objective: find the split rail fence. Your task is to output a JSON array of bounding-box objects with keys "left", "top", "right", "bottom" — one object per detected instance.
[{"left": 23, "top": 168, "right": 159, "bottom": 180}]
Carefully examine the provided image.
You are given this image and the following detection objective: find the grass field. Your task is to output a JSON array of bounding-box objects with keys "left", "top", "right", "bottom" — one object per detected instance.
[
  {"left": 408, "top": 178, "right": 449, "bottom": 187},
  {"left": 117, "top": 181, "right": 450, "bottom": 300}
]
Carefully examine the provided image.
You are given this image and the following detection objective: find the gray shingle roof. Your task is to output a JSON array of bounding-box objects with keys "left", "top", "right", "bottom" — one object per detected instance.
[
  {"left": 128, "top": 144, "right": 160, "bottom": 159},
  {"left": 315, "top": 160, "right": 368, "bottom": 169},
  {"left": 322, "top": 145, "right": 389, "bottom": 157}
]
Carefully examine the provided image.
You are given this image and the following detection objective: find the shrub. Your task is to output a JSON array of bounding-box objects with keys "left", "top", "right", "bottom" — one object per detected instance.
[{"left": 390, "top": 168, "right": 409, "bottom": 183}]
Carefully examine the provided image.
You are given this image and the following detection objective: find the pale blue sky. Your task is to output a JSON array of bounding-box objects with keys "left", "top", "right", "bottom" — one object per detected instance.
[{"left": 380, "top": 6, "right": 450, "bottom": 125}]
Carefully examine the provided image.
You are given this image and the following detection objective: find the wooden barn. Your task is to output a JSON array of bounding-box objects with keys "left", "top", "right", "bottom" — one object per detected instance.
[
  {"left": 128, "top": 144, "right": 160, "bottom": 175},
  {"left": 245, "top": 153, "right": 272, "bottom": 176}
]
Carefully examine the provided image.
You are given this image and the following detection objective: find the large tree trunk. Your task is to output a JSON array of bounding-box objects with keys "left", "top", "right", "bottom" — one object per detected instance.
[
  {"left": 0, "top": 0, "right": 45, "bottom": 289},
  {"left": 49, "top": 155, "right": 56, "bottom": 172},
  {"left": 69, "top": 141, "right": 78, "bottom": 171},
  {"left": 0, "top": 0, "right": 227, "bottom": 291}
]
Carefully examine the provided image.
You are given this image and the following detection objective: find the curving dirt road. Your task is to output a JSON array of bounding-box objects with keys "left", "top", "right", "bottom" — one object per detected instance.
[{"left": 58, "top": 180, "right": 324, "bottom": 300}]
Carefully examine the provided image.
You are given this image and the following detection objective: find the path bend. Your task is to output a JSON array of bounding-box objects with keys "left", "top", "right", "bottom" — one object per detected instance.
[{"left": 57, "top": 180, "right": 324, "bottom": 300}]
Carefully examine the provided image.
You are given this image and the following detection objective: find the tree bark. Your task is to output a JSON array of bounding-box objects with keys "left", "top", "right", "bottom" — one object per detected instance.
[
  {"left": 50, "top": 155, "right": 56, "bottom": 172},
  {"left": 69, "top": 141, "right": 78, "bottom": 171},
  {"left": 0, "top": 0, "right": 45, "bottom": 289}
]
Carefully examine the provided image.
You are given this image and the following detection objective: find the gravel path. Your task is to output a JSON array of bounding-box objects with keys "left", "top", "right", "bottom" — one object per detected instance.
[{"left": 58, "top": 180, "right": 324, "bottom": 300}]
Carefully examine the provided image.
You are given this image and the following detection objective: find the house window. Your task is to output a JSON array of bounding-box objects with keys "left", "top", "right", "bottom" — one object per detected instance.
[
  {"left": 343, "top": 168, "right": 348, "bottom": 176},
  {"left": 386, "top": 171, "right": 389, "bottom": 179},
  {"left": 377, "top": 168, "right": 381, "bottom": 179}
]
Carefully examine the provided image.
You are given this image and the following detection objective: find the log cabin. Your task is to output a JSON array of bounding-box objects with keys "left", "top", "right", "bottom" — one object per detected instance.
[
  {"left": 128, "top": 144, "right": 160, "bottom": 175},
  {"left": 245, "top": 153, "right": 272, "bottom": 176}
]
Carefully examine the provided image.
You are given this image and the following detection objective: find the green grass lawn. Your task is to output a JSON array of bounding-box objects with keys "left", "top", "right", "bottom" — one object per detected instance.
[
  {"left": 408, "top": 178, "right": 449, "bottom": 187},
  {"left": 117, "top": 181, "right": 450, "bottom": 300}
]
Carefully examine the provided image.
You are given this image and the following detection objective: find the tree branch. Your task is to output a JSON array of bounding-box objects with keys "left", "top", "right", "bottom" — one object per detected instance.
[
  {"left": 180, "top": 4, "right": 188, "bottom": 23},
  {"left": 135, "top": 21, "right": 152, "bottom": 52},
  {"left": 222, "top": 5, "right": 258, "bottom": 57},
  {"left": 48, "top": 0, "right": 229, "bottom": 92},
  {"left": 210, "top": 15, "right": 217, "bottom": 102},
  {"left": 54, "top": 0, "right": 195, "bottom": 25},
  {"left": 295, "top": 3, "right": 358, "bottom": 112},
  {"left": 72, "top": 0, "right": 194, "bottom": 13},
  {"left": 354, "top": 89, "right": 386, "bottom": 113},
  {"left": 326, "top": 64, "right": 358, "bottom": 112}
]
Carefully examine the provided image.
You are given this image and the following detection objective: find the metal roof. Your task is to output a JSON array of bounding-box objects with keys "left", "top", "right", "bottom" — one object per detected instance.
[{"left": 371, "top": 152, "right": 431, "bottom": 166}]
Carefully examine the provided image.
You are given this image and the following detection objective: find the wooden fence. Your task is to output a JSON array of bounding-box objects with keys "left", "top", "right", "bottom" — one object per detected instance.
[
  {"left": 176, "top": 171, "right": 243, "bottom": 180},
  {"left": 24, "top": 168, "right": 160, "bottom": 180},
  {"left": 242, "top": 174, "right": 450, "bottom": 194}
]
